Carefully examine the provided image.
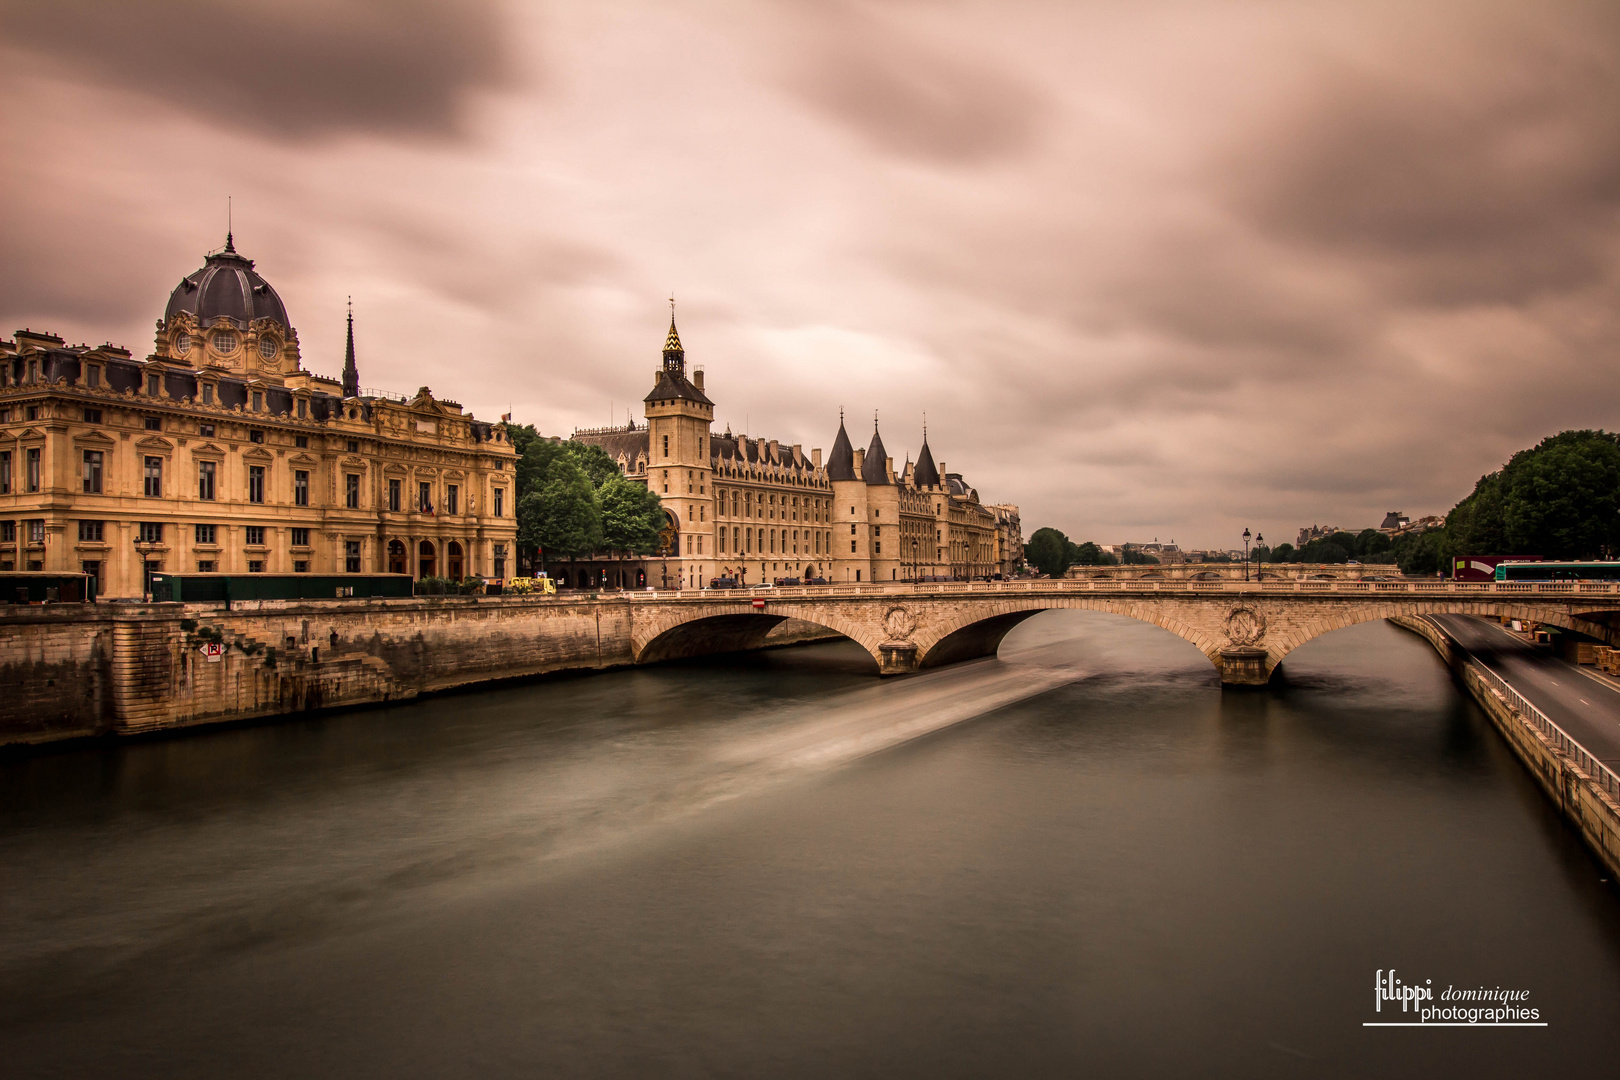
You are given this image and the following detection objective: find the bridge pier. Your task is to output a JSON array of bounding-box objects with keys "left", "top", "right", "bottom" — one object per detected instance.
[
  {"left": 878, "top": 642, "right": 919, "bottom": 676},
  {"left": 1218, "top": 646, "right": 1271, "bottom": 687}
]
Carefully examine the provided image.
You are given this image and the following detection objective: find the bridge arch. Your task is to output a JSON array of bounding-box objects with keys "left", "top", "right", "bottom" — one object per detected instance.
[{"left": 632, "top": 603, "right": 885, "bottom": 668}]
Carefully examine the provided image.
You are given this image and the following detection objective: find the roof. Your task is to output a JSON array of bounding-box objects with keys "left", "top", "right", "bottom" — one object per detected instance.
[
  {"left": 863, "top": 425, "right": 891, "bottom": 485},
  {"left": 664, "top": 316, "right": 683, "bottom": 355},
  {"left": 914, "top": 437, "right": 939, "bottom": 488},
  {"left": 711, "top": 432, "right": 813, "bottom": 469},
  {"left": 164, "top": 236, "right": 291, "bottom": 330},
  {"left": 572, "top": 426, "right": 650, "bottom": 462},
  {"left": 642, "top": 370, "right": 712, "bottom": 405},
  {"left": 826, "top": 418, "right": 856, "bottom": 480}
]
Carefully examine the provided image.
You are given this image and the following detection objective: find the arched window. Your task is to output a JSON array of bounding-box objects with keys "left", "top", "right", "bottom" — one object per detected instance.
[
  {"left": 387, "top": 539, "right": 407, "bottom": 575},
  {"left": 418, "top": 540, "right": 436, "bottom": 579}
]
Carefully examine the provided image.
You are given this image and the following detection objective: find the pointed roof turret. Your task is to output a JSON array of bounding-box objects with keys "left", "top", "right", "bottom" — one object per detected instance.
[
  {"left": 342, "top": 297, "right": 359, "bottom": 398},
  {"left": 826, "top": 408, "right": 857, "bottom": 480},
  {"left": 863, "top": 413, "right": 891, "bottom": 485},
  {"left": 914, "top": 420, "right": 940, "bottom": 488},
  {"left": 662, "top": 297, "right": 685, "bottom": 374}
]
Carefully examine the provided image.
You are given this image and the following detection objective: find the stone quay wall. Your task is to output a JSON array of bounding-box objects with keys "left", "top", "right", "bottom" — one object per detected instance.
[
  {"left": 1393, "top": 615, "right": 1620, "bottom": 881},
  {"left": 0, "top": 598, "right": 842, "bottom": 747}
]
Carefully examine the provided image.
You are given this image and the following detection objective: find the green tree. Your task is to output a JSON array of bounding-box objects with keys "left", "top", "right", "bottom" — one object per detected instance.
[
  {"left": 1025, "top": 527, "right": 1074, "bottom": 578},
  {"left": 599, "top": 474, "right": 665, "bottom": 554},
  {"left": 1268, "top": 542, "right": 1296, "bottom": 563},
  {"left": 1394, "top": 529, "right": 1447, "bottom": 575},
  {"left": 520, "top": 461, "right": 602, "bottom": 560},
  {"left": 502, "top": 421, "right": 541, "bottom": 461},
  {"left": 1121, "top": 549, "right": 1160, "bottom": 565},
  {"left": 1072, "top": 541, "right": 1115, "bottom": 566},
  {"left": 1500, "top": 431, "right": 1620, "bottom": 558}
]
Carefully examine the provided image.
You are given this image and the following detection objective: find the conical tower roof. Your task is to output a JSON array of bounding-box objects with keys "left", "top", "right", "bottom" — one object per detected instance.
[
  {"left": 914, "top": 430, "right": 939, "bottom": 488},
  {"left": 826, "top": 411, "right": 856, "bottom": 480},
  {"left": 863, "top": 419, "right": 891, "bottom": 485}
]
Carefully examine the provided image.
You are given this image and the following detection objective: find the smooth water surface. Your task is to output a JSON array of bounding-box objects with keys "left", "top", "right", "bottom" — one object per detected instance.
[{"left": 2, "top": 614, "right": 1617, "bottom": 1077}]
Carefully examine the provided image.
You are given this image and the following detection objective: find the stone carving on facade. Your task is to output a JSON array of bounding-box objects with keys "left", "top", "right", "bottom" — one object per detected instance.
[
  {"left": 1223, "top": 604, "right": 1266, "bottom": 647},
  {"left": 884, "top": 606, "right": 916, "bottom": 643}
]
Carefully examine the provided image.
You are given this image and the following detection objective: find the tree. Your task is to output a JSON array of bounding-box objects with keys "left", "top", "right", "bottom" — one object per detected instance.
[
  {"left": 1121, "top": 549, "right": 1160, "bottom": 565},
  {"left": 502, "top": 421, "right": 541, "bottom": 461},
  {"left": 1268, "top": 542, "right": 1296, "bottom": 563},
  {"left": 599, "top": 474, "right": 665, "bottom": 554},
  {"left": 1394, "top": 529, "right": 1447, "bottom": 575},
  {"left": 1025, "top": 527, "right": 1074, "bottom": 578},
  {"left": 1072, "top": 541, "right": 1115, "bottom": 566},
  {"left": 1499, "top": 431, "right": 1620, "bottom": 558},
  {"left": 520, "top": 461, "right": 602, "bottom": 560}
]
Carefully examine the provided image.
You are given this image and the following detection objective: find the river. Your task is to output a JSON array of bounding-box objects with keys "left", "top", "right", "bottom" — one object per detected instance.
[{"left": 2, "top": 612, "right": 1617, "bottom": 1077}]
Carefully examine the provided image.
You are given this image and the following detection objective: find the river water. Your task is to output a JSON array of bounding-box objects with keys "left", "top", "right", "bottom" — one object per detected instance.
[{"left": 1, "top": 613, "right": 1617, "bottom": 1077}]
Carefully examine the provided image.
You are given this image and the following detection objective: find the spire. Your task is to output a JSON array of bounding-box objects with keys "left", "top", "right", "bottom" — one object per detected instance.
[
  {"left": 342, "top": 296, "right": 359, "bottom": 398},
  {"left": 225, "top": 195, "right": 235, "bottom": 253},
  {"left": 914, "top": 418, "right": 940, "bottom": 489},
  {"left": 826, "top": 409, "right": 856, "bottom": 480},
  {"left": 662, "top": 296, "right": 684, "bottom": 373}
]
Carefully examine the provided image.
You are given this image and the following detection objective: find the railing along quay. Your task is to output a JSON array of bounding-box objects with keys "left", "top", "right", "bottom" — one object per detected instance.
[{"left": 1471, "top": 662, "right": 1620, "bottom": 800}]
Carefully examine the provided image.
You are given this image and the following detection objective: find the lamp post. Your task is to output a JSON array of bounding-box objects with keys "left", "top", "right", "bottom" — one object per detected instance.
[
  {"left": 912, "top": 539, "right": 919, "bottom": 585},
  {"left": 1242, "top": 527, "right": 1251, "bottom": 582},
  {"left": 1254, "top": 532, "right": 1264, "bottom": 580}
]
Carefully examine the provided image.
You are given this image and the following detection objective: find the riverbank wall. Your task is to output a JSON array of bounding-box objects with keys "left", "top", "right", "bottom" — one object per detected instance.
[
  {"left": 1393, "top": 615, "right": 1620, "bottom": 880},
  {"left": 0, "top": 598, "right": 839, "bottom": 747}
]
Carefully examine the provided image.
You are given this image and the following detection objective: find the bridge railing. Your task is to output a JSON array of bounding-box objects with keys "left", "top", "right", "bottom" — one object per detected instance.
[
  {"left": 1472, "top": 663, "right": 1620, "bottom": 800},
  {"left": 621, "top": 579, "right": 1620, "bottom": 600}
]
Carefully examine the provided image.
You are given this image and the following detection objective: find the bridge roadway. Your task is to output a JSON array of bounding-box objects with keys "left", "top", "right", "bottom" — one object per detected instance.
[
  {"left": 625, "top": 578, "right": 1620, "bottom": 686},
  {"left": 1429, "top": 615, "right": 1620, "bottom": 774}
]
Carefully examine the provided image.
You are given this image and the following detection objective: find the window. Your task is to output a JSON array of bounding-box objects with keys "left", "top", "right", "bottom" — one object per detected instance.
[
  {"left": 214, "top": 330, "right": 238, "bottom": 354},
  {"left": 294, "top": 470, "right": 309, "bottom": 507},
  {"left": 198, "top": 460, "right": 216, "bottom": 501},
  {"left": 0, "top": 521, "right": 12, "bottom": 542},
  {"left": 388, "top": 479, "right": 401, "bottom": 512},
  {"left": 293, "top": 560, "right": 308, "bottom": 573},
  {"left": 663, "top": 435, "right": 669, "bottom": 457},
  {"left": 249, "top": 430, "right": 264, "bottom": 444},
  {"left": 295, "top": 434, "right": 308, "bottom": 447},
  {"left": 345, "top": 540, "right": 362, "bottom": 573},
  {"left": 297, "top": 399, "right": 307, "bottom": 419},
  {"left": 25, "top": 405, "right": 38, "bottom": 421},
  {"left": 143, "top": 456, "right": 163, "bottom": 498},
  {"left": 291, "top": 528, "right": 310, "bottom": 547},
  {"left": 199, "top": 422, "right": 214, "bottom": 437},
  {"left": 0, "top": 409, "right": 7, "bottom": 423},
  {"left": 0, "top": 451, "right": 7, "bottom": 494},
  {"left": 83, "top": 408, "right": 101, "bottom": 424},
  {"left": 245, "top": 526, "right": 266, "bottom": 546},
  {"left": 144, "top": 416, "right": 162, "bottom": 431},
  {"left": 251, "top": 391, "right": 263, "bottom": 411},
  {"left": 82, "top": 450, "right": 103, "bottom": 494},
  {"left": 347, "top": 440, "right": 359, "bottom": 453},
  {"left": 875, "top": 542, "right": 882, "bottom": 554},
  {"left": 146, "top": 373, "right": 160, "bottom": 397},
  {"left": 345, "top": 473, "right": 360, "bottom": 509},
  {"left": 26, "top": 519, "right": 45, "bottom": 543},
  {"left": 446, "top": 484, "right": 458, "bottom": 515},
  {"left": 195, "top": 524, "right": 216, "bottom": 545},
  {"left": 137, "top": 522, "right": 163, "bottom": 544},
  {"left": 418, "top": 481, "right": 432, "bottom": 512},
  {"left": 26, "top": 448, "right": 40, "bottom": 492},
  {"left": 174, "top": 332, "right": 191, "bottom": 356},
  {"left": 248, "top": 560, "right": 264, "bottom": 573},
  {"left": 260, "top": 337, "right": 278, "bottom": 360},
  {"left": 87, "top": 366, "right": 101, "bottom": 388},
  {"left": 248, "top": 465, "right": 265, "bottom": 503},
  {"left": 493, "top": 543, "right": 507, "bottom": 578},
  {"left": 494, "top": 488, "right": 505, "bottom": 517},
  {"left": 851, "top": 540, "right": 858, "bottom": 553},
  {"left": 197, "top": 560, "right": 215, "bottom": 573},
  {"left": 77, "top": 520, "right": 103, "bottom": 542},
  {"left": 201, "top": 383, "right": 214, "bottom": 405},
  {"left": 82, "top": 560, "right": 101, "bottom": 591}
]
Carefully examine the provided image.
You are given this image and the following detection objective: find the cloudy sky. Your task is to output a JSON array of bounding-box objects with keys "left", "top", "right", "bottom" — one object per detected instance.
[{"left": 3, "top": 0, "right": 1618, "bottom": 550}]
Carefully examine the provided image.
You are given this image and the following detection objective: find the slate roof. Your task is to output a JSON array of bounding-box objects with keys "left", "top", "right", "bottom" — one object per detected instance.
[
  {"left": 164, "top": 235, "right": 290, "bottom": 330},
  {"left": 913, "top": 437, "right": 939, "bottom": 488},
  {"left": 825, "top": 419, "right": 856, "bottom": 480},
  {"left": 862, "top": 425, "right": 891, "bottom": 485}
]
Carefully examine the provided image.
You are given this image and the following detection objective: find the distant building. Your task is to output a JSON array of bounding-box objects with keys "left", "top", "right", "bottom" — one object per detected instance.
[
  {"left": 1297, "top": 524, "right": 1340, "bottom": 547},
  {"left": 1378, "top": 511, "right": 1411, "bottom": 534}
]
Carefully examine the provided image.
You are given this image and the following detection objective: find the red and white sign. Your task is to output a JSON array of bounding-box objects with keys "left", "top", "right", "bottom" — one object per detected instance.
[
  {"left": 752, "top": 599, "right": 766, "bottom": 610},
  {"left": 198, "top": 642, "right": 223, "bottom": 662}
]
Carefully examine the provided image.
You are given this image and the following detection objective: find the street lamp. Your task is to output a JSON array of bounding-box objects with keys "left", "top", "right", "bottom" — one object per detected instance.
[
  {"left": 1255, "top": 533, "right": 1264, "bottom": 579},
  {"left": 1242, "top": 527, "right": 1251, "bottom": 582}
]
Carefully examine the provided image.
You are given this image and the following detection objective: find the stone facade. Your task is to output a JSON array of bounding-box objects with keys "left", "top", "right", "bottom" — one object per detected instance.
[
  {"left": 563, "top": 318, "right": 1017, "bottom": 588},
  {"left": 0, "top": 237, "right": 518, "bottom": 597}
]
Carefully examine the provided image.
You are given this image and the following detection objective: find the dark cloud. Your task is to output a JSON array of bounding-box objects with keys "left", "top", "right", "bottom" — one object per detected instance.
[
  {"left": 1227, "top": 10, "right": 1620, "bottom": 305},
  {"left": 780, "top": 6, "right": 1048, "bottom": 165},
  {"left": 0, "top": 0, "right": 512, "bottom": 141}
]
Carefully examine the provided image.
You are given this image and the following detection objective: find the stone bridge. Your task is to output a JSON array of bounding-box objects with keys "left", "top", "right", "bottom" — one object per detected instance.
[{"left": 628, "top": 579, "right": 1620, "bottom": 685}]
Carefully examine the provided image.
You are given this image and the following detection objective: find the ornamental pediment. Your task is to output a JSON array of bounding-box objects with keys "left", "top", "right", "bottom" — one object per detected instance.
[
  {"left": 191, "top": 442, "right": 226, "bottom": 457},
  {"left": 340, "top": 456, "right": 369, "bottom": 469},
  {"left": 135, "top": 435, "right": 174, "bottom": 451},
  {"left": 382, "top": 462, "right": 409, "bottom": 475},
  {"left": 12, "top": 427, "right": 45, "bottom": 442},
  {"left": 242, "top": 447, "right": 274, "bottom": 462},
  {"left": 72, "top": 429, "right": 117, "bottom": 446},
  {"left": 289, "top": 453, "right": 319, "bottom": 467}
]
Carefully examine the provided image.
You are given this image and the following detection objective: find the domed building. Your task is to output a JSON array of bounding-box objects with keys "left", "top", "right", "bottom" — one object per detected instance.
[{"left": 0, "top": 234, "right": 517, "bottom": 597}]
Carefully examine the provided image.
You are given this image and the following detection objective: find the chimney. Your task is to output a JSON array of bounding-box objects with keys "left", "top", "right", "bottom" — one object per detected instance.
[
  {"left": 853, "top": 447, "right": 865, "bottom": 473},
  {"left": 886, "top": 456, "right": 895, "bottom": 483},
  {"left": 938, "top": 463, "right": 946, "bottom": 489},
  {"left": 769, "top": 439, "right": 778, "bottom": 461},
  {"left": 693, "top": 369, "right": 704, "bottom": 391},
  {"left": 812, "top": 448, "right": 822, "bottom": 468}
]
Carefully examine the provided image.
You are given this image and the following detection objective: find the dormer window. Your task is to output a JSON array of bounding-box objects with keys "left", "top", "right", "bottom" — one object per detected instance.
[
  {"left": 258, "top": 338, "right": 278, "bottom": 360},
  {"left": 213, "top": 330, "right": 238, "bottom": 354},
  {"left": 146, "top": 373, "right": 160, "bottom": 396},
  {"left": 174, "top": 333, "right": 192, "bottom": 356},
  {"left": 251, "top": 391, "right": 263, "bottom": 411},
  {"left": 201, "top": 382, "right": 214, "bottom": 405}
]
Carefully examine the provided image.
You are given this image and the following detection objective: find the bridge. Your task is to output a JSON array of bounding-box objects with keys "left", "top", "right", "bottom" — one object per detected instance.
[{"left": 627, "top": 579, "right": 1620, "bottom": 685}]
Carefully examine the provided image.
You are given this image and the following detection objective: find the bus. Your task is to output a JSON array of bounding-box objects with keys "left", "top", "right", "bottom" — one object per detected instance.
[
  {"left": 149, "top": 573, "right": 415, "bottom": 603},
  {"left": 1493, "top": 561, "right": 1620, "bottom": 582}
]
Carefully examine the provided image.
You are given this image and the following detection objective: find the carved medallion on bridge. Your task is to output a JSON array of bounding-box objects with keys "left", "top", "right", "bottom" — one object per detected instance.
[
  {"left": 1223, "top": 605, "right": 1266, "bottom": 647},
  {"left": 884, "top": 606, "right": 916, "bottom": 643}
]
